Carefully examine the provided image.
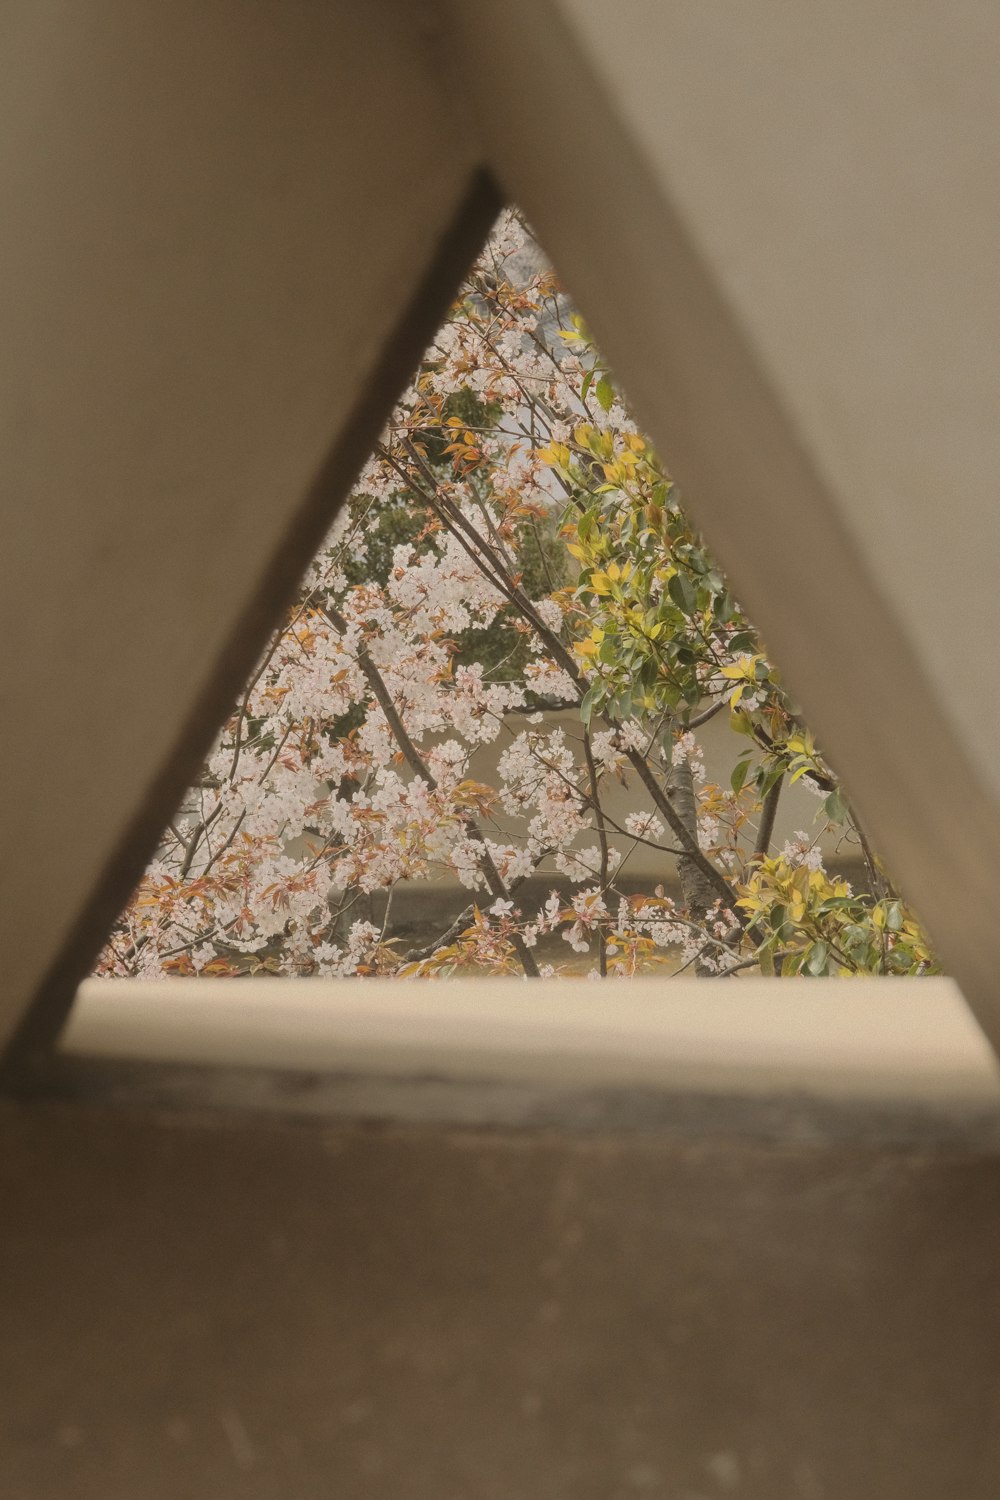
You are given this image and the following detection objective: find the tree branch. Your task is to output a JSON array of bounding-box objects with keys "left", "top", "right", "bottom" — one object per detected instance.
[
  {"left": 754, "top": 774, "right": 783, "bottom": 860},
  {"left": 326, "top": 606, "right": 540, "bottom": 977}
]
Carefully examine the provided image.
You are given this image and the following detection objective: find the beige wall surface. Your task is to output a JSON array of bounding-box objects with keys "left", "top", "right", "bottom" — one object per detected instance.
[
  {"left": 5, "top": 8, "right": 1000, "bottom": 1488},
  {"left": 0, "top": 3, "right": 492, "bottom": 1054},
  {"left": 445, "top": 0, "right": 1000, "bottom": 1047},
  {"left": 5, "top": 10, "right": 1000, "bottom": 1491},
  {"left": 4, "top": 1, "right": 1000, "bottom": 1052},
  {"left": 4, "top": 1097, "right": 1000, "bottom": 1500}
]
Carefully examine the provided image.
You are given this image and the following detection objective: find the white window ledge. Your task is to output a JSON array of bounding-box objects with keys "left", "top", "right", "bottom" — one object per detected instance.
[{"left": 65, "top": 976, "right": 999, "bottom": 1116}]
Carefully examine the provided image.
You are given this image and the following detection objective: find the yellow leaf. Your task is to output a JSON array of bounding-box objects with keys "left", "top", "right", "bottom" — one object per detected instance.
[{"left": 537, "top": 442, "right": 570, "bottom": 467}]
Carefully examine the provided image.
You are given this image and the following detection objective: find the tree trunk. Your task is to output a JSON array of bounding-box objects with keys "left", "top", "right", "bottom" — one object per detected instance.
[{"left": 665, "top": 752, "right": 724, "bottom": 976}]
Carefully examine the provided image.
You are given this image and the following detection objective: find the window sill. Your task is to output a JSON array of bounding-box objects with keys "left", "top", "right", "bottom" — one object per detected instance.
[{"left": 54, "top": 976, "right": 1000, "bottom": 1143}]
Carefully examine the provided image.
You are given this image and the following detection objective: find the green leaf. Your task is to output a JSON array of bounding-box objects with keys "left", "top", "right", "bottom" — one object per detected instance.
[
  {"left": 596, "top": 375, "right": 615, "bottom": 412},
  {"left": 758, "top": 763, "right": 785, "bottom": 798},
  {"left": 806, "top": 941, "right": 829, "bottom": 976},
  {"left": 667, "top": 571, "right": 697, "bottom": 615},
  {"left": 824, "top": 787, "right": 848, "bottom": 824},
  {"left": 714, "top": 593, "right": 736, "bottom": 625},
  {"left": 728, "top": 631, "right": 756, "bottom": 654},
  {"left": 613, "top": 688, "right": 634, "bottom": 720},
  {"left": 580, "top": 683, "right": 598, "bottom": 726},
  {"left": 842, "top": 923, "right": 872, "bottom": 953},
  {"left": 730, "top": 757, "right": 752, "bottom": 795},
  {"left": 580, "top": 368, "right": 595, "bottom": 404}
]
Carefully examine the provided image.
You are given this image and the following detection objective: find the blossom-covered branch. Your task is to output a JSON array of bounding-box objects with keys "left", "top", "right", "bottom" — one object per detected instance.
[{"left": 97, "top": 211, "right": 935, "bottom": 983}]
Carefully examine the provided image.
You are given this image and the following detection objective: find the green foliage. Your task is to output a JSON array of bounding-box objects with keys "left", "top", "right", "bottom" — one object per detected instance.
[
  {"left": 738, "top": 859, "right": 934, "bottom": 976},
  {"left": 452, "top": 511, "right": 571, "bottom": 689},
  {"left": 537, "top": 359, "right": 937, "bottom": 977},
  {"left": 104, "top": 212, "right": 938, "bottom": 985}
]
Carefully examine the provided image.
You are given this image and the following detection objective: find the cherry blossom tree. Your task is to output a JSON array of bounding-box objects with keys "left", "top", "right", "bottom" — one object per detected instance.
[{"left": 96, "top": 212, "right": 936, "bottom": 983}]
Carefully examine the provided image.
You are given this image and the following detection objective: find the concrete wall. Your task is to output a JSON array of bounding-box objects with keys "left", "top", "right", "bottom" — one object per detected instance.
[
  {"left": 5, "top": 0, "right": 1000, "bottom": 1044},
  {"left": 5, "top": 7, "right": 1000, "bottom": 1493},
  {"left": 445, "top": 0, "right": 1000, "bottom": 1049},
  {"left": 0, "top": 2, "right": 495, "bottom": 1056},
  {"left": 9, "top": 1097, "right": 989, "bottom": 1500}
]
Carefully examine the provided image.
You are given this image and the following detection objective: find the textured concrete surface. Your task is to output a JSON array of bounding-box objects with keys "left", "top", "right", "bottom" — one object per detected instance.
[
  {"left": 0, "top": 1, "right": 492, "bottom": 1055},
  {"left": 3, "top": 1098, "right": 1000, "bottom": 1498},
  {"left": 447, "top": 0, "right": 1000, "bottom": 1049}
]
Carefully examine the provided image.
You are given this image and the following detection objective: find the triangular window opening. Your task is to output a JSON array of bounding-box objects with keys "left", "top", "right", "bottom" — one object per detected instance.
[{"left": 95, "top": 211, "right": 936, "bottom": 985}]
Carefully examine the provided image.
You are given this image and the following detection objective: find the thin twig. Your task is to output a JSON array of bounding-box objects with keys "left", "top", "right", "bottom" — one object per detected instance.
[{"left": 326, "top": 606, "right": 539, "bottom": 978}]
